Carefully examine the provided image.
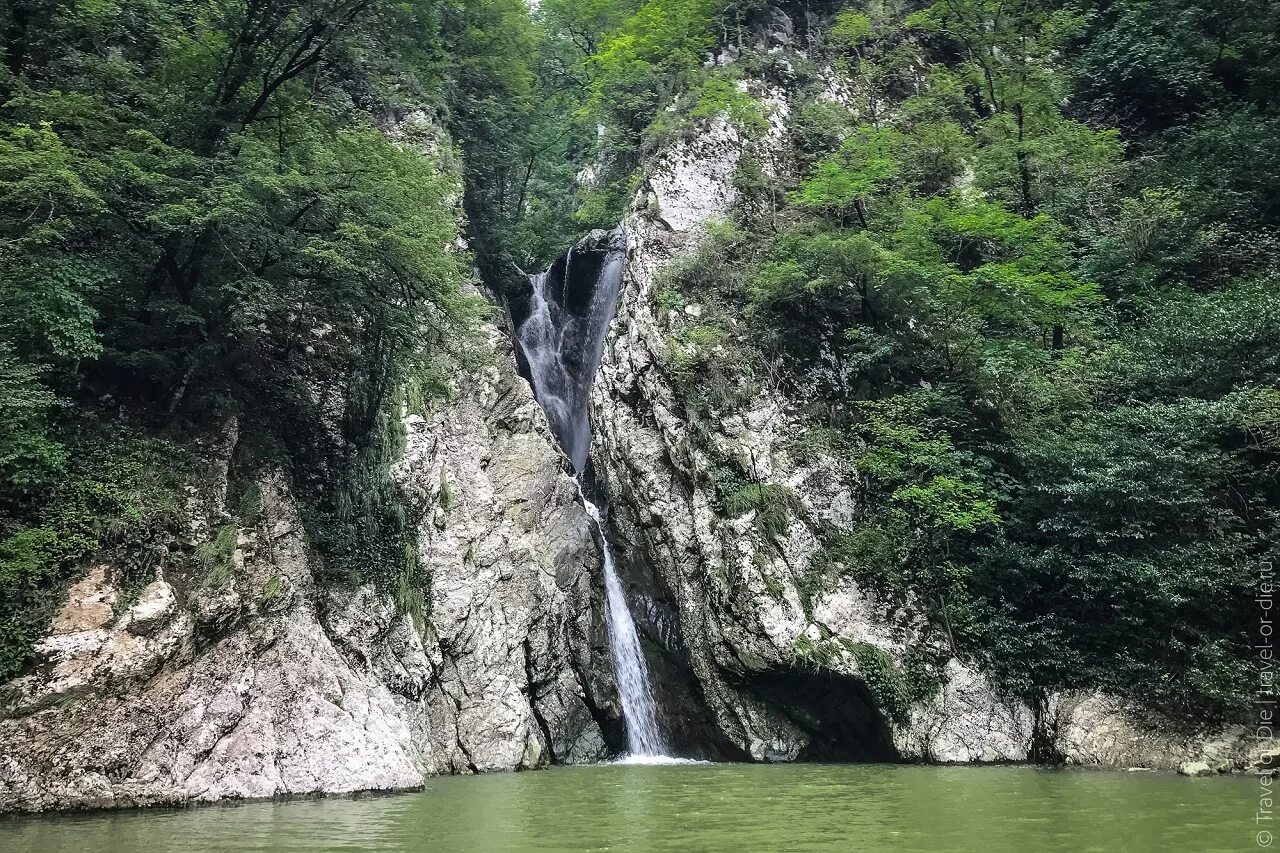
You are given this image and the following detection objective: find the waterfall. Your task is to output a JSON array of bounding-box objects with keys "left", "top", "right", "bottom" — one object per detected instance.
[
  {"left": 515, "top": 234, "right": 625, "bottom": 473},
  {"left": 580, "top": 488, "right": 668, "bottom": 757},
  {"left": 514, "top": 229, "right": 670, "bottom": 759}
]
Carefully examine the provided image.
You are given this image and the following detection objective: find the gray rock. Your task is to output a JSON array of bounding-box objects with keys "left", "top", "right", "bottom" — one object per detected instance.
[
  {"left": 122, "top": 580, "right": 176, "bottom": 636},
  {"left": 1178, "top": 761, "right": 1215, "bottom": 777},
  {"left": 588, "top": 60, "right": 1257, "bottom": 770},
  {"left": 0, "top": 323, "right": 614, "bottom": 814}
]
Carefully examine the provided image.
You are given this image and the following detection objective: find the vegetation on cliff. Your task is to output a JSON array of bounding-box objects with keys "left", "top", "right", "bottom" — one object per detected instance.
[
  {"left": 0, "top": 0, "right": 1274, "bottom": 736},
  {"left": 0, "top": 0, "right": 498, "bottom": 678},
  {"left": 518, "top": 0, "right": 1277, "bottom": 727}
]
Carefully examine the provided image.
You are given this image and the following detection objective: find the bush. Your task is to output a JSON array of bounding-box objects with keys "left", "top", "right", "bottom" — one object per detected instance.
[
  {"left": 724, "top": 483, "right": 803, "bottom": 545},
  {"left": 0, "top": 425, "right": 189, "bottom": 681}
]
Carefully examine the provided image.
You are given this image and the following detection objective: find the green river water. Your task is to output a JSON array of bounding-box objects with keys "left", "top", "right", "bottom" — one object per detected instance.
[{"left": 0, "top": 763, "right": 1257, "bottom": 852}]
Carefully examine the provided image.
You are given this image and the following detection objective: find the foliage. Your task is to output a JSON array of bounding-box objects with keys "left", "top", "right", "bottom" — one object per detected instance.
[
  {"left": 0, "top": 426, "right": 189, "bottom": 681},
  {"left": 792, "top": 126, "right": 905, "bottom": 226},
  {"left": 0, "top": 0, "right": 481, "bottom": 675},
  {"left": 650, "top": 0, "right": 1277, "bottom": 726},
  {"left": 1, "top": 0, "right": 1275, "bottom": 735},
  {"left": 724, "top": 483, "right": 802, "bottom": 545},
  {"left": 793, "top": 634, "right": 942, "bottom": 726},
  {"left": 197, "top": 524, "right": 240, "bottom": 590}
]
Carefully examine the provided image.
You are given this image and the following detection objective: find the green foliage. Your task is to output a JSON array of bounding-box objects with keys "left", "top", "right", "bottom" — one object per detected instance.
[
  {"left": 856, "top": 395, "right": 1000, "bottom": 535},
  {"left": 511, "top": 0, "right": 763, "bottom": 245},
  {"left": 665, "top": 323, "right": 728, "bottom": 378},
  {"left": 0, "top": 426, "right": 188, "bottom": 681},
  {"left": 646, "top": 0, "right": 1278, "bottom": 727},
  {"left": 197, "top": 524, "right": 239, "bottom": 590},
  {"left": 302, "top": 395, "right": 429, "bottom": 604},
  {"left": 586, "top": 0, "right": 721, "bottom": 134},
  {"left": 653, "top": 220, "right": 770, "bottom": 411},
  {"left": 235, "top": 484, "right": 262, "bottom": 523},
  {"left": 0, "top": 0, "right": 1273, "bottom": 736},
  {"left": 724, "top": 483, "right": 802, "bottom": 545},
  {"left": 848, "top": 642, "right": 912, "bottom": 726},
  {"left": 0, "top": 0, "right": 485, "bottom": 665},
  {"left": 573, "top": 171, "right": 642, "bottom": 231},
  {"left": 792, "top": 634, "right": 942, "bottom": 725},
  {"left": 1070, "top": 0, "right": 1280, "bottom": 133},
  {"left": 262, "top": 573, "right": 285, "bottom": 603},
  {"left": 749, "top": 229, "right": 879, "bottom": 311},
  {"left": 829, "top": 11, "right": 873, "bottom": 48},
  {"left": 687, "top": 72, "right": 769, "bottom": 135},
  {"left": 790, "top": 99, "right": 857, "bottom": 162},
  {"left": 792, "top": 127, "right": 905, "bottom": 226},
  {"left": 888, "top": 194, "right": 1103, "bottom": 338}
]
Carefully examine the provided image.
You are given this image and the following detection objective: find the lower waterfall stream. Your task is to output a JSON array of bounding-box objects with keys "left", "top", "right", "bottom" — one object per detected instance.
[
  {"left": 580, "top": 488, "right": 668, "bottom": 757},
  {"left": 514, "top": 229, "right": 671, "bottom": 760}
]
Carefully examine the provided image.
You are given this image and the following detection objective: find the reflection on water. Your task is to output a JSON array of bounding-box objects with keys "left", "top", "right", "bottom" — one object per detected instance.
[{"left": 0, "top": 763, "right": 1253, "bottom": 853}]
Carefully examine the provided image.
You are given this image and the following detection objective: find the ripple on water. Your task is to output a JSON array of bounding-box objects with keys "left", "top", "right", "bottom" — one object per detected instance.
[{"left": 608, "top": 754, "right": 711, "bottom": 766}]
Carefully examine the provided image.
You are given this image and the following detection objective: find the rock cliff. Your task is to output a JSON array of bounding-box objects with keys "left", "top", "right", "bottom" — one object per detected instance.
[
  {"left": 0, "top": 326, "right": 615, "bottom": 813},
  {"left": 587, "top": 69, "right": 1270, "bottom": 772}
]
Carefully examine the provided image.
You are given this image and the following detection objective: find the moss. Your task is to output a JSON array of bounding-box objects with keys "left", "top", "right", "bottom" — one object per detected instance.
[
  {"left": 438, "top": 471, "right": 454, "bottom": 510},
  {"left": 395, "top": 565, "right": 427, "bottom": 631},
  {"left": 843, "top": 641, "right": 946, "bottom": 727},
  {"left": 278, "top": 376, "right": 428, "bottom": 616},
  {"left": 406, "top": 351, "right": 459, "bottom": 414},
  {"left": 262, "top": 573, "right": 284, "bottom": 602},
  {"left": 756, "top": 551, "right": 786, "bottom": 600},
  {"left": 847, "top": 641, "right": 910, "bottom": 724},
  {"left": 664, "top": 323, "right": 728, "bottom": 379}
]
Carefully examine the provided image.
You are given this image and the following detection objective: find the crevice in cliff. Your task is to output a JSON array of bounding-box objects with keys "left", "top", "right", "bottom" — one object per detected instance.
[{"left": 522, "top": 638, "right": 557, "bottom": 765}]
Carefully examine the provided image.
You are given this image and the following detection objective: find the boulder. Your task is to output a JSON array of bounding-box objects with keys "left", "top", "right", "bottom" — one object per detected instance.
[{"left": 1178, "top": 762, "right": 1215, "bottom": 777}]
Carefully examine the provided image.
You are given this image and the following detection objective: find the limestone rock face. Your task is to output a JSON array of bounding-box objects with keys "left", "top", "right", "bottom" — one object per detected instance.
[
  {"left": 593, "top": 91, "right": 913, "bottom": 761},
  {"left": 392, "top": 324, "right": 616, "bottom": 773},
  {"left": 0, "top": 326, "right": 613, "bottom": 814},
  {"left": 588, "top": 51, "right": 1262, "bottom": 770}
]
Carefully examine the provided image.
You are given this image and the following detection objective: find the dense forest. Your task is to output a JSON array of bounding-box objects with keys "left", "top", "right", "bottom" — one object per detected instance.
[{"left": 1, "top": 0, "right": 1276, "bottom": 737}]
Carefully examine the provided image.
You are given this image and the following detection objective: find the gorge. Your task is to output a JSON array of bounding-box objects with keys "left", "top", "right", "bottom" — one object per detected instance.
[
  {"left": 513, "top": 228, "right": 668, "bottom": 759},
  {"left": 0, "top": 0, "right": 1274, "bottom": 847}
]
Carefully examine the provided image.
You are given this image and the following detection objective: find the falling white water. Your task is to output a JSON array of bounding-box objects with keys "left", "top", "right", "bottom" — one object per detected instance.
[
  {"left": 579, "top": 489, "right": 669, "bottom": 757},
  {"left": 515, "top": 240, "right": 624, "bottom": 473},
  {"left": 514, "top": 230, "right": 674, "bottom": 759}
]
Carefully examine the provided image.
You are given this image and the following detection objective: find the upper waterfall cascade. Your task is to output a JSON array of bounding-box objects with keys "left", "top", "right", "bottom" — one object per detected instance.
[
  {"left": 514, "top": 228, "right": 671, "bottom": 759},
  {"left": 514, "top": 229, "right": 625, "bottom": 473}
]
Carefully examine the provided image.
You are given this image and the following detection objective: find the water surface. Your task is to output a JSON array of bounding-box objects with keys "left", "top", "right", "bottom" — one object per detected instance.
[{"left": 2, "top": 763, "right": 1254, "bottom": 852}]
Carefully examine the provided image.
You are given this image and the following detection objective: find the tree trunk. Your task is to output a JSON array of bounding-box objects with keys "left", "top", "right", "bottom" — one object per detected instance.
[
  {"left": 1014, "top": 103, "right": 1035, "bottom": 215},
  {"left": 4, "top": 0, "right": 31, "bottom": 77}
]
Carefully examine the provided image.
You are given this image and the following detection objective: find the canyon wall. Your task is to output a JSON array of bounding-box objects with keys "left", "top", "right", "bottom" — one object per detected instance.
[
  {"left": 0, "top": 326, "right": 617, "bottom": 813},
  {"left": 586, "top": 29, "right": 1268, "bottom": 771}
]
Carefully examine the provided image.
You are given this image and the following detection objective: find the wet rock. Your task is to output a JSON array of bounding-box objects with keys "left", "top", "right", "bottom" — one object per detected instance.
[{"left": 1178, "top": 761, "right": 1215, "bottom": 777}]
